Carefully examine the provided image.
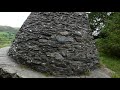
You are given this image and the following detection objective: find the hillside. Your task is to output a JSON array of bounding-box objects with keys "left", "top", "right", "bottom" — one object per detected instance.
[
  {"left": 0, "top": 26, "right": 19, "bottom": 48},
  {"left": 0, "top": 25, "right": 19, "bottom": 34}
]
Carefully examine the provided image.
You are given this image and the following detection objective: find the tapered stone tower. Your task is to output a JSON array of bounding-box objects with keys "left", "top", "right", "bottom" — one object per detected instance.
[{"left": 8, "top": 12, "right": 99, "bottom": 76}]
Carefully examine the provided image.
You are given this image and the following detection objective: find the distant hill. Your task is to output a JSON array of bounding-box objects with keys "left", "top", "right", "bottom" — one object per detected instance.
[
  {"left": 0, "top": 26, "right": 19, "bottom": 48},
  {"left": 0, "top": 25, "right": 19, "bottom": 34}
]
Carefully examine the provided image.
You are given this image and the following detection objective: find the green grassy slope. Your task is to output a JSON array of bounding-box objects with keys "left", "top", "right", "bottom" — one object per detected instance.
[
  {"left": 0, "top": 26, "right": 19, "bottom": 48},
  {"left": 100, "top": 54, "right": 120, "bottom": 78}
]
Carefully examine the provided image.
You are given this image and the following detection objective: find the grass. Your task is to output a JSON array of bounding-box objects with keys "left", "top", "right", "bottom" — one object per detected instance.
[
  {"left": 0, "top": 44, "right": 11, "bottom": 48},
  {"left": 0, "top": 32, "right": 15, "bottom": 48},
  {"left": 99, "top": 53, "right": 120, "bottom": 78}
]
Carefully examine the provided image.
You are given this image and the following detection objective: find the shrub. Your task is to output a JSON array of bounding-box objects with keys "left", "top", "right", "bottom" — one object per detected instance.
[{"left": 96, "top": 12, "right": 120, "bottom": 58}]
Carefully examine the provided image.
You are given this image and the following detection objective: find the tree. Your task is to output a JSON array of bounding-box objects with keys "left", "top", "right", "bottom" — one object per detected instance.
[
  {"left": 87, "top": 12, "right": 113, "bottom": 39},
  {"left": 96, "top": 12, "right": 120, "bottom": 57},
  {"left": 88, "top": 12, "right": 111, "bottom": 32}
]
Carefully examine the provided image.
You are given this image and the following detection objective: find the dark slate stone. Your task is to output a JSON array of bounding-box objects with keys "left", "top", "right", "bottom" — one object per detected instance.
[{"left": 8, "top": 12, "right": 99, "bottom": 77}]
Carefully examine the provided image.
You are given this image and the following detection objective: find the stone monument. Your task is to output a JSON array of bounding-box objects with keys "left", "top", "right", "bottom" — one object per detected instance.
[{"left": 8, "top": 12, "right": 99, "bottom": 77}]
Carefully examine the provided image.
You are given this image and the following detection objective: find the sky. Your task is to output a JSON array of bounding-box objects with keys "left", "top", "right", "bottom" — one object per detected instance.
[{"left": 0, "top": 12, "right": 31, "bottom": 27}]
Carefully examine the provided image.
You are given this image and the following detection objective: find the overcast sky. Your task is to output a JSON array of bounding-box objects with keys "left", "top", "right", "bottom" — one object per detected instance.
[{"left": 0, "top": 12, "right": 31, "bottom": 27}]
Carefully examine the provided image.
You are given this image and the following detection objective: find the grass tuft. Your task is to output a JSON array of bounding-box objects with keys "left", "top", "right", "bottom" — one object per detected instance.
[{"left": 99, "top": 53, "right": 120, "bottom": 78}]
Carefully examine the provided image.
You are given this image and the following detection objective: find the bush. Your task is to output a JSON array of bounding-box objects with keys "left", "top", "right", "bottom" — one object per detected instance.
[{"left": 96, "top": 12, "right": 120, "bottom": 58}]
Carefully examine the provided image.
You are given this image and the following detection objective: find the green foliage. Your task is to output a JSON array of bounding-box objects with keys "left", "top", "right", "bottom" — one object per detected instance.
[
  {"left": 88, "top": 12, "right": 111, "bottom": 32},
  {"left": 95, "top": 12, "right": 120, "bottom": 78},
  {"left": 96, "top": 12, "right": 120, "bottom": 58},
  {"left": 0, "top": 26, "right": 19, "bottom": 48}
]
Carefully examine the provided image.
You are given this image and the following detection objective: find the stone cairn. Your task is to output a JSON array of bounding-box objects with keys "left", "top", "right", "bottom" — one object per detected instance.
[{"left": 8, "top": 12, "right": 99, "bottom": 77}]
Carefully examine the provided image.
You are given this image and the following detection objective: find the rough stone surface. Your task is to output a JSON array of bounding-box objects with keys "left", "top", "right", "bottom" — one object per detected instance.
[
  {"left": 8, "top": 12, "right": 100, "bottom": 76},
  {"left": 0, "top": 47, "right": 111, "bottom": 78},
  {"left": 0, "top": 47, "right": 49, "bottom": 78}
]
